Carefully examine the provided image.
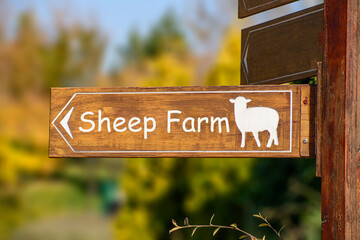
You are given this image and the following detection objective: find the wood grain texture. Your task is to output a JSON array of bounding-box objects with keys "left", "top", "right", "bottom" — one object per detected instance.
[
  {"left": 300, "top": 85, "right": 316, "bottom": 158},
  {"left": 345, "top": 0, "right": 360, "bottom": 238},
  {"left": 321, "top": 0, "right": 360, "bottom": 239},
  {"left": 316, "top": 62, "right": 323, "bottom": 177},
  {"left": 49, "top": 86, "right": 312, "bottom": 158},
  {"left": 238, "top": 0, "right": 298, "bottom": 18},
  {"left": 241, "top": 4, "right": 324, "bottom": 85}
]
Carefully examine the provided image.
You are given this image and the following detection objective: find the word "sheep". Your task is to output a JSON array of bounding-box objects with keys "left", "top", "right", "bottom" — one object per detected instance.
[{"left": 229, "top": 96, "right": 279, "bottom": 148}]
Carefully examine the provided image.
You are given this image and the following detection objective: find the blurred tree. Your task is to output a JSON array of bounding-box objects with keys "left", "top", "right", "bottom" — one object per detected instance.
[
  {"left": 42, "top": 24, "right": 105, "bottom": 88},
  {"left": 0, "top": 11, "right": 106, "bottom": 100},
  {"left": 0, "top": 19, "right": 3, "bottom": 42},
  {"left": 9, "top": 13, "right": 44, "bottom": 98},
  {"left": 111, "top": 11, "right": 194, "bottom": 87},
  {"left": 185, "top": 0, "right": 236, "bottom": 55},
  {"left": 142, "top": 11, "right": 187, "bottom": 59},
  {"left": 118, "top": 10, "right": 187, "bottom": 66},
  {"left": 0, "top": 10, "right": 107, "bottom": 184},
  {"left": 0, "top": 0, "right": 8, "bottom": 42},
  {"left": 206, "top": 26, "right": 241, "bottom": 86},
  {"left": 185, "top": 0, "right": 238, "bottom": 85},
  {"left": 248, "top": 159, "right": 321, "bottom": 240},
  {"left": 118, "top": 29, "right": 143, "bottom": 66},
  {"left": 0, "top": 10, "right": 108, "bottom": 238}
]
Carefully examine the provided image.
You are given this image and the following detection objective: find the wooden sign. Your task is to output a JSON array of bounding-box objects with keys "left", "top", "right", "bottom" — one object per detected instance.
[
  {"left": 49, "top": 86, "right": 314, "bottom": 158},
  {"left": 238, "top": 0, "right": 298, "bottom": 18},
  {"left": 241, "top": 4, "right": 323, "bottom": 85}
]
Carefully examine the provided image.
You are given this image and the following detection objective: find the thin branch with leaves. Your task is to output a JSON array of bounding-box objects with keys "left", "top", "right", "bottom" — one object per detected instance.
[
  {"left": 253, "top": 212, "right": 285, "bottom": 239},
  {"left": 169, "top": 213, "right": 284, "bottom": 240}
]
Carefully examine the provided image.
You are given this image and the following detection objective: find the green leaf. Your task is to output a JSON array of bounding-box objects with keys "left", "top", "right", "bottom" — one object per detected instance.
[
  {"left": 230, "top": 223, "right": 237, "bottom": 228},
  {"left": 172, "top": 219, "right": 178, "bottom": 227},
  {"left": 258, "top": 223, "right": 268, "bottom": 227},
  {"left": 213, "top": 227, "right": 221, "bottom": 236},
  {"left": 279, "top": 225, "right": 286, "bottom": 233},
  {"left": 239, "top": 235, "right": 248, "bottom": 239},
  {"left": 253, "top": 214, "right": 261, "bottom": 219},
  {"left": 184, "top": 217, "right": 189, "bottom": 226},
  {"left": 191, "top": 227, "right": 198, "bottom": 237},
  {"left": 210, "top": 214, "right": 215, "bottom": 225}
]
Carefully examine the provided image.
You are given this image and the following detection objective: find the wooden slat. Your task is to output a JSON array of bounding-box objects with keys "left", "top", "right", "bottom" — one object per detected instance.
[
  {"left": 49, "top": 85, "right": 311, "bottom": 158},
  {"left": 241, "top": 4, "right": 324, "bottom": 85},
  {"left": 346, "top": 1, "right": 360, "bottom": 237},
  {"left": 300, "top": 85, "right": 316, "bottom": 158},
  {"left": 321, "top": 0, "right": 360, "bottom": 239},
  {"left": 238, "top": 0, "right": 298, "bottom": 18},
  {"left": 316, "top": 62, "right": 323, "bottom": 177}
]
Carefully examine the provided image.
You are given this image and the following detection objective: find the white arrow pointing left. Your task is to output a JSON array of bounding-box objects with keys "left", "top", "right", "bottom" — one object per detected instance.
[{"left": 60, "top": 107, "right": 74, "bottom": 139}]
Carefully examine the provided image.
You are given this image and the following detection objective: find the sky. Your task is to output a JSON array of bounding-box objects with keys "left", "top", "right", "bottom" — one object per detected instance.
[
  {"left": 9, "top": 0, "right": 186, "bottom": 71},
  {"left": 7, "top": 0, "right": 323, "bottom": 71}
]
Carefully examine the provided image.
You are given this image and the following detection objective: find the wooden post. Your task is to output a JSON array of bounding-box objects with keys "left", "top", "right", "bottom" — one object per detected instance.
[{"left": 320, "top": 0, "right": 360, "bottom": 239}]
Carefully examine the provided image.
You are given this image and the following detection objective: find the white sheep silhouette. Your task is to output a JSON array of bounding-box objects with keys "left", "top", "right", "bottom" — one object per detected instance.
[{"left": 229, "top": 96, "right": 279, "bottom": 148}]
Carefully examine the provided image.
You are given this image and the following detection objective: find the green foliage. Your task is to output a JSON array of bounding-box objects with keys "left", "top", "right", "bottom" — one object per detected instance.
[
  {"left": 143, "top": 10, "right": 186, "bottom": 58},
  {"left": 0, "top": 9, "right": 108, "bottom": 238},
  {"left": 291, "top": 77, "right": 317, "bottom": 85},
  {"left": 118, "top": 29, "right": 143, "bottom": 65},
  {"left": 118, "top": 10, "right": 187, "bottom": 66},
  {"left": 115, "top": 157, "right": 257, "bottom": 239},
  {"left": 0, "top": 191, "right": 22, "bottom": 238},
  {"left": 206, "top": 27, "right": 242, "bottom": 86},
  {"left": 21, "top": 181, "right": 86, "bottom": 219},
  {"left": 1, "top": 11, "right": 105, "bottom": 99},
  {"left": 111, "top": 10, "right": 193, "bottom": 87},
  {"left": 248, "top": 158, "right": 321, "bottom": 240},
  {"left": 42, "top": 25, "right": 105, "bottom": 88}
]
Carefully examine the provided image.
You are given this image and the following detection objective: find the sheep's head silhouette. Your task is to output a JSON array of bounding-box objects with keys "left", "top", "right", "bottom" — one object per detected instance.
[
  {"left": 229, "top": 96, "right": 280, "bottom": 148},
  {"left": 229, "top": 97, "right": 251, "bottom": 104}
]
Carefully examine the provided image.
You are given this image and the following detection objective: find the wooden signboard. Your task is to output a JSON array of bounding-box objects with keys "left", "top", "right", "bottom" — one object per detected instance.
[
  {"left": 241, "top": 4, "right": 323, "bottom": 85},
  {"left": 238, "top": 0, "right": 298, "bottom": 18},
  {"left": 49, "top": 85, "right": 314, "bottom": 158}
]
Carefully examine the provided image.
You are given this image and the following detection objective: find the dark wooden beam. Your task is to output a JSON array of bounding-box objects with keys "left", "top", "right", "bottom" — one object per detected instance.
[
  {"left": 238, "top": 0, "right": 298, "bottom": 18},
  {"left": 321, "top": 0, "right": 360, "bottom": 239},
  {"left": 241, "top": 4, "right": 323, "bottom": 85}
]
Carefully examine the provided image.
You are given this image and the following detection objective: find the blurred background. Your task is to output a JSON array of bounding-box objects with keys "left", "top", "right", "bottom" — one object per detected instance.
[{"left": 0, "top": 0, "right": 320, "bottom": 239}]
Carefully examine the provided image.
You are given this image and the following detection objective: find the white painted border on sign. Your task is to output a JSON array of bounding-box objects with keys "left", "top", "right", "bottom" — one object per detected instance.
[
  {"left": 52, "top": 90, "right": 293, "bottom": 154},
  {"left": 239, "top": 0, "right": 324, "bottom": 28}
]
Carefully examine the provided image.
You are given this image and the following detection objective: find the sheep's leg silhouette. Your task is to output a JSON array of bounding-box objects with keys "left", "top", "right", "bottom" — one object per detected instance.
[
  {"left": 273, "top": 130, "right": 279, "bottom": 146},
  {"left": 266, "top": 131, "right": 274, "bottom": 148},
  {"left": 266, "top": 129, "right": 279, "bottom": 148},
  {"left": 252, "top": 131, "right": 261, "bottom": 147},
  {"left": 274, "top": 132, "right": 279, "bottom": 146},
  {"left": 240, "top": 130, "right": 246, "bottom": 148}
]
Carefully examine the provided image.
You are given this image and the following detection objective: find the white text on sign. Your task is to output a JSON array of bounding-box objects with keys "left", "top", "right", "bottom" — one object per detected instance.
[{"left": 79, "top": 110, "right": 230, "bottom": 139}]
